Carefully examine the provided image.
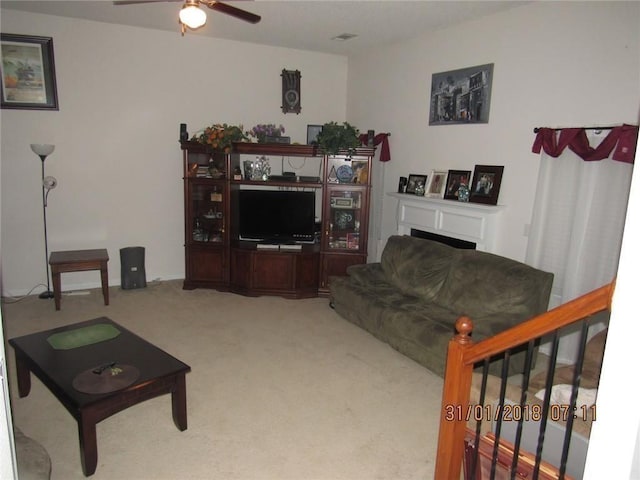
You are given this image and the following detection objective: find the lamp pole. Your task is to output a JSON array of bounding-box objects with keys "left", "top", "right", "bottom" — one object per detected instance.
[
  {"left": 39, "top": 156, "right": 54, "bottom": 299},
  {"left": 30, "top": 144, "right": 55, "bottom": 299}
]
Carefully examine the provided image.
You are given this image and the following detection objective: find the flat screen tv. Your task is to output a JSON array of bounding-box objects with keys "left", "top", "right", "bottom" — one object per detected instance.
[{"left": 239, "top": 190, "right": 316, "bottom": 243}]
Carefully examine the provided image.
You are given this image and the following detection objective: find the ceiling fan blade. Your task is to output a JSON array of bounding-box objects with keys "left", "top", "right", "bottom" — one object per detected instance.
[
  {"left": 113, "top": 0, "right": 181, "bottom": 5},
  {"left": 205, "top": 1, "right": 261, "bottom": 24}
]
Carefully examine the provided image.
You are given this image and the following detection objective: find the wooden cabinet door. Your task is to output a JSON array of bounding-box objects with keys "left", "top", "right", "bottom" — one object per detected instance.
[
  {"left": 319, "top": 253, "right": 367, "bottom": 293},
  {"left": 187, "top": 247, "right": 225, "bottom": 284},
  {"left": 182, "top": 146, "right": 230, "bottom": 290},
  {"left": 253, "top": 253, "right": 294, "bottom": 290},
  {"left": 230, "top": 248, "right": 251, "bottom": 288}
]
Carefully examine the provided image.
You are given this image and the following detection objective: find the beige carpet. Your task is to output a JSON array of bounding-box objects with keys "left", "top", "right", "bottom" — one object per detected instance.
[{"left": 2, "top": 280, "right": 443, "bottom": 480}]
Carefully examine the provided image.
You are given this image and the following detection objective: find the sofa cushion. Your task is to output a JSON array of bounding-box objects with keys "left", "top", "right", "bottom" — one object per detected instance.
[
  {"left": 381, "top": 308, "right": 456, "bottom": 377},
  {"left": 330, "top": 274, "right": 405, "bottom": 333},
  {"left": 344, "top": 263, "right": 388, "bottom": 288},
  {"left": 380, "top": 236, "right": 457, "bottom": 301},
  {"left": 435, "top": 249, "right": 553, "bottom": 320}
]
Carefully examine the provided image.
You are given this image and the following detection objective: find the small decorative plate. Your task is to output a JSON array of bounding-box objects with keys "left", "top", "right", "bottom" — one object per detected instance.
[{"left": 336, "top": 165, "right": 353, "bottom": 183}]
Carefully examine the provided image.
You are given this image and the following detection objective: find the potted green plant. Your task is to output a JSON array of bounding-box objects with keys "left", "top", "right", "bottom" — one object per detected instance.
[{"left": 316, "top": 121, "right": 360, "bottom": 156}]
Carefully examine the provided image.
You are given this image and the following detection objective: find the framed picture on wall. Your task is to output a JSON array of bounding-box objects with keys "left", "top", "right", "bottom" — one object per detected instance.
[
  {"left": 469, "top": 165, "right": 504, "bottom": 205},
  {"left": 406, "top": 174, "right": 427, "bottom": 194},
  {"left": 444, "top": 170, "right": 472, "bottom": 200},
  {"left": 428, "top": 63, "right": 493, "bottom": 125},
  {"left": 1, "top": 34, "right": 58, "bottom": 110},
  {"left": 425, "top": 170, "right": 448, "bottom": 197}
]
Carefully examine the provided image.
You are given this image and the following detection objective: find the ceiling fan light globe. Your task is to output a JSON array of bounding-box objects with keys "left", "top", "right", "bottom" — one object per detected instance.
[
  {"left": 179, "top": 4, "right": 207, "bottom": 29},
  {"left": 30, "top": 144, "right": 55, "bottom": 157}
]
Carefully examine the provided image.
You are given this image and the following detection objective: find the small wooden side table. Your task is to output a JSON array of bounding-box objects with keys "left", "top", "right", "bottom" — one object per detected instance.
[{"left": 49, "top": 249, "right": 109, "bottom": 311}]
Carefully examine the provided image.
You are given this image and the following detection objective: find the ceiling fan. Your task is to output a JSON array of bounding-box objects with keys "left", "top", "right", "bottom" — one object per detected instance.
[{"left": 114, "top": 0, "right": 261, "bottom": 35}]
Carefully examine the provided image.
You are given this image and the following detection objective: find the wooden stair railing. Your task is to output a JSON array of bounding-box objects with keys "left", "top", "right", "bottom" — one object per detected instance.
[{"left": 434, "top": 281, "right": 615, "bottom": 480}]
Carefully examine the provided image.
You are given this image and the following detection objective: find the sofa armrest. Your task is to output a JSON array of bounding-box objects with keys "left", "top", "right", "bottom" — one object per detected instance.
[{"left": 436, "top": 249, "right": 553, "bottom": 320}]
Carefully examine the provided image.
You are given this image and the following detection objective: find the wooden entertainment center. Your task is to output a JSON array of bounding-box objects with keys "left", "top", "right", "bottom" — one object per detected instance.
[{"left": 181, "top": 141, "right": 374, "bottom": 298}]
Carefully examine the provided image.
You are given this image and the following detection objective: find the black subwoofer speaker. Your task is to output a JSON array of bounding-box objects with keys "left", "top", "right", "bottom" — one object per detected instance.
[{"left": 120, "top": 246, "right": 147, "bottom": 290}]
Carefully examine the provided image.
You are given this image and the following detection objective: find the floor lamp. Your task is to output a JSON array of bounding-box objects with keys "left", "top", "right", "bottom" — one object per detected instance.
[{"left": 30, "top": 143, "right": 56, "bottom": 299}]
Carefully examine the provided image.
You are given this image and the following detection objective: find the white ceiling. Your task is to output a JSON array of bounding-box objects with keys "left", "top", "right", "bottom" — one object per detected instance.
[{"left": 1, "top": 0, "right": 528, "bottom": 56}]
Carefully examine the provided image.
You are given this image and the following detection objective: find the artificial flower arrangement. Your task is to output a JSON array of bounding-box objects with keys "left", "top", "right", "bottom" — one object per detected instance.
[
  {"left": 191, "top": 123, "right": 248, "bottom": 153},
  {"left": 248, "top": 123, "right": 285, "bottom": 143}
]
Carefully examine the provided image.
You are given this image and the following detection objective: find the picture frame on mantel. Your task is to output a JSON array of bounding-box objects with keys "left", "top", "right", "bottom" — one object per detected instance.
[
  {"left": 425, "top": 170, "right": 448, "bottom": 198},
  {"left": 406, "top": 174, "right": 427, "bottom": 195},
  {"left": 469, "top": 165, "right": 504, "bottom": 205},
  {"left": 444, "top": 170, "right": 472, "bottom": 200},
  {"left": 1, "top": 34, "right": 58, "bottom": 110}
]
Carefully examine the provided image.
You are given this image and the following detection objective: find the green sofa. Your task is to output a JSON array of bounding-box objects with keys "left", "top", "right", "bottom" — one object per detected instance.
[{"left": 329, "top": 235, "right": 553, "bottom": 377}]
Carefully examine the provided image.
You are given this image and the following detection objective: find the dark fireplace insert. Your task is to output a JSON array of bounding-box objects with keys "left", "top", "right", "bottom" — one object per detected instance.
[{"left": 410, "top": 228, "right": 476, "bottom": 249}]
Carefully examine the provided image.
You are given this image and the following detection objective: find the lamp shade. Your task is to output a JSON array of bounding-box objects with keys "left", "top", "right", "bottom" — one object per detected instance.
[
  {"left": 179, "top": 4, "right": 207, "bottom": 29},
  {"left": 30, "top": 144, "right": 55, "bottom": 157}
]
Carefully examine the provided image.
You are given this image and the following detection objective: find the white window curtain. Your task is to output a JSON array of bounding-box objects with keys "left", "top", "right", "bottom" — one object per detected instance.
[
  {"left": 526, "top": 130, "right": 635, "bottom": 363},
  {"left": 358, "top": 132, "right": 391, "bottom": 263}
]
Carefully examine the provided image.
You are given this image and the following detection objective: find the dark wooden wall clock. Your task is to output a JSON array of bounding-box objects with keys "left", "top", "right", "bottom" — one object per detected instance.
[{"left": 281, "top": 69, "right": 301, "bottom": 114}]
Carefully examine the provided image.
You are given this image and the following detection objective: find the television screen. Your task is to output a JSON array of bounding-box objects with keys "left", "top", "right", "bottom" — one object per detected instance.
[{"left": 239, "top": 190, "right": 316, "bottom": 243}]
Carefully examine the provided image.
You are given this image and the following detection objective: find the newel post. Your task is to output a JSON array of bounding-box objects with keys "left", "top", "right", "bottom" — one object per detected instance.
[{"left": 434, "top": 316, "right": 475, "bottom": 480}]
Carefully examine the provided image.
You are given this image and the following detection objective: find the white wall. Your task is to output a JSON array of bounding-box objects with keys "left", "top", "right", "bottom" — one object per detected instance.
[
  {"left": 0, "top": 9, "right": 348, "bottom": 295},
  {"left": 347, "top": 1, "right": 640, "bottom": 262},
  {"left": 2, "top": 3, "right": 639, "bottom": 295},
  {"left": 584, "top": 113, "right": 640, "bottom": 479}
]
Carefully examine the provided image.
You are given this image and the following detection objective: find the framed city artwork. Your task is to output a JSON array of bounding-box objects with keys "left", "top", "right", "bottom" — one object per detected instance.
[
  {"left": 444, "top": 170, "right": 472, "bottom": 200},
  {"left": 1, "top": 34, "right": 58, "bottom": 110},
  {"left": 429, "top": 63, "right": 493, "bottom": 125},
  {"left": 469, "top": 165, "right": 504, "bottom": 205}
]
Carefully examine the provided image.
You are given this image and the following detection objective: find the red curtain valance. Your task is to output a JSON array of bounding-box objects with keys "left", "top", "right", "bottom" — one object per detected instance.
[
  {"left": 532, "top": 124, "right": 638, "bottom": 163},
  {"left": 359, "top": 133, "right": 391, "bottom": 162}
]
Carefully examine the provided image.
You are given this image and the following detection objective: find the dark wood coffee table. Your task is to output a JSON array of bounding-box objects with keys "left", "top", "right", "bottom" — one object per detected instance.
[{"left": 9, "top": 317, "right": 191, "bottom": 476}]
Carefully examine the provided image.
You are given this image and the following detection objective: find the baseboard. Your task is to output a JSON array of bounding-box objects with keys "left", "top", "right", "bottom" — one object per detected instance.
[{"left": 2, "top": 275, "right": 184, "bottom": 299}]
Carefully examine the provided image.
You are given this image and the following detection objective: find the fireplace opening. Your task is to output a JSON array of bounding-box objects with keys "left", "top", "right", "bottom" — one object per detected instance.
[{"left": 410, "top": 228, "right": 476, "bottom": 249}]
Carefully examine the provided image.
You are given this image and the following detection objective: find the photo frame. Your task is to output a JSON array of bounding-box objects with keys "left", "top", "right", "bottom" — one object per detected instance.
[
  {"left": 406, "top": 174, "right": 427, "bottom": 194},
  {"left": 425, "top": 170, "right": 448, "bottom": 198},
  {"left": 428, "top": 63, "right": 493, "bottom": 125},
  {"left": 351, "top": 160, "right": 368, "bottom": 184},
  {"left": 306, "top": 124, "right": 323, "bottom": 145},
  {"left": 469, "top": 165, "right": 504, "bottom": 205},
  {"left": 1, "top": 34, "right": 58, "bottom": 110},
  {"left": 333, "top": 209, "right": 355, "bottom": 230},
  {"left": 444, "top": 170, "right": 472, "bottom": 200}
]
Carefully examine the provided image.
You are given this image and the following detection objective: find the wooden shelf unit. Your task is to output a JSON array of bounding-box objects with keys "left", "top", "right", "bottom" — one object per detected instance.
[{"left": 181, "top": 141, "right": 374, "bottom": 298}]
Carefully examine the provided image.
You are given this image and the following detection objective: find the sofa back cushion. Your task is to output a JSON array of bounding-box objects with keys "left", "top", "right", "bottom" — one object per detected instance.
[
  {"left": 435, "top": 249, "right": 554, "bottom": 319},
  {"left": 381, "top": 235, "right": 458, "bottom": 300}
]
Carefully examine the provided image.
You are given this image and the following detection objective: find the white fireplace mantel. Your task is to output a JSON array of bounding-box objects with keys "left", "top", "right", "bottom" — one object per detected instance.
[{"left": 387, "top": 192, "right": 505, "bottom": 253}]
